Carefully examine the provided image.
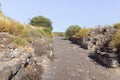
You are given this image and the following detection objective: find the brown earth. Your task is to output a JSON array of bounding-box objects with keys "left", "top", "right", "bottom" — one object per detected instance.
[{"left": 42, "top": 37, "right": 120, "bottom": 80}]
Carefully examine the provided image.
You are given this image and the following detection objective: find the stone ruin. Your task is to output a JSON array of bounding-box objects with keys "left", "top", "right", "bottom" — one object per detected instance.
[{"left": 69, "top": 27, "right": 120, "bottom": 68}]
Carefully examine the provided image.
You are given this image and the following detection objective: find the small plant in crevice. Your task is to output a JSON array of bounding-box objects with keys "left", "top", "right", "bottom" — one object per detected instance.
[{"left": 12, "top": 37, "right": 26, "bottom": 46}]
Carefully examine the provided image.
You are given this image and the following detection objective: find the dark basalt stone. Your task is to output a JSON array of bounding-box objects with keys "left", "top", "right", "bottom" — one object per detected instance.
[
  {"left": 95, "top": 50, "right": 119, "bottom": 68},
  {"left": 100, "top": 47, "right": 117, "bottom": 53}
]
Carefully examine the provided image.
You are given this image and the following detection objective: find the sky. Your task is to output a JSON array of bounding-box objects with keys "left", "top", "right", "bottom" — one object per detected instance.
[{"left": 1, "top": 0, "right": 120, "bottom": 32}]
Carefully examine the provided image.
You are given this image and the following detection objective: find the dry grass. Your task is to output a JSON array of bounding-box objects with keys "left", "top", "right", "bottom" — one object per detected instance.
[
  {"left": 0, "top": 12, "right": 24, "bottom": 35},
  {"left": 109, "top": 30, "right": 120, "bottom": 48},
  {"left": 109, "top": 22, "right": 120, "bottom": 48},
  {"left": 114, "top": 23, "right": 120, "bottom": 29},
  {"left": 0, "top": 12, "right": 53, "bottom": 46}
]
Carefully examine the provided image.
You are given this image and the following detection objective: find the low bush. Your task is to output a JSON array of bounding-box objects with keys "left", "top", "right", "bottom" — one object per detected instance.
[
  {"left": 30, "top": 16, "right": 53, "bottom": 30},
  {"left": 59, "top": 33, "right": 65, "bottom": 37},
  {"left": 75, "top": 28, "right": 90, "bottom": 39},
  {"left": 65, "top": 25, "right": 81, "bottom": 38}
]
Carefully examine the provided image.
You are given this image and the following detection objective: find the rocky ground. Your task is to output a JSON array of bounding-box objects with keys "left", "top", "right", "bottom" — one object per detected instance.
[
  {"left": 42, "top": 37, "right": 120, "bottom": 80},
  {"left": 0, "top": 33, "right": 53, "bottom": 80}
]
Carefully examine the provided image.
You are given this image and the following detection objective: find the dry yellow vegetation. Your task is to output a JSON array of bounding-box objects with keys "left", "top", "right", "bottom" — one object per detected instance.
[
  {"left": 0, "top": 12, "right": 53, "bottom": 46},
  {"left": 75, "top": 28, "right": 90, "bottom": 39}
]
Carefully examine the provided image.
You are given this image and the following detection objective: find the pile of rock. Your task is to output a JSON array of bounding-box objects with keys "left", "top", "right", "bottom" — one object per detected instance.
[
  {"left": 70, "top": 27, "right": 120, "bottom": 68},
  {"left": 95, "top": 47, "right": 119, "bottom": 68},
  {"left": 81, "top": 27, "right": 115, "bottom": 50},
  {"left": 0, "top": 33, "right": 54, "bottom": 80}
]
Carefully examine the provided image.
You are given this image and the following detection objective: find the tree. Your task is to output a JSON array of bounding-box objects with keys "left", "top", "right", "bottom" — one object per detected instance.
[
  {"left": 30, "top": 16, "right": 52, "bottom": 30},
  {"left": 65, "top": 25, "right": 81, "bottom": 38}
]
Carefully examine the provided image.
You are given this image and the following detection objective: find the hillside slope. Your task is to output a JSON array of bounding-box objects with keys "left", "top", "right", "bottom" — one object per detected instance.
[{"left": 0, "top": 12, "right": 54, "bottom": 80}]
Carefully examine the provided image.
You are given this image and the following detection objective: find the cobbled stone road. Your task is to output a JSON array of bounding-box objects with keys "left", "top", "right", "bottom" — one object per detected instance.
[{"left": 42, "top": 37, "right": 120, "bottom": 80}]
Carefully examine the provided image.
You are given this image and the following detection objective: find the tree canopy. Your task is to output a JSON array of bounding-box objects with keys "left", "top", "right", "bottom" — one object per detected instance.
[{"left": 30, "top": 16, "right": 52, "bottom": 30}]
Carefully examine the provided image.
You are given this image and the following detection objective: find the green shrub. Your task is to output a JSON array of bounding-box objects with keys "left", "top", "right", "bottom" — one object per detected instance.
[
  {"left": 75, "top": 28, "right": 90, "bottom": 39},
  {"left": 30, "top": 16, "right": 52, "bottom": 29},
  {"left": 59, "top": 33, "right": 65, "bottom": 37},
  {"left": 65, "top": 25, "right": 81, "bottom": 38},
  {"left": 43, "top": 28, "right": 52, "bottom": 35},
  {"left": 109, "top": 30, "right": 120, "bottom": 48}
]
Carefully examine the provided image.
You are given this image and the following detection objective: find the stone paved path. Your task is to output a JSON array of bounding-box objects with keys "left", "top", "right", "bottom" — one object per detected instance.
[{"left": 42, "top": 38, "right": 120, "bottom": 80}]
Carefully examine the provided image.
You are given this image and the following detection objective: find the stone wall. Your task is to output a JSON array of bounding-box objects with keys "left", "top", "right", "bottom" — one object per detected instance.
[{"left": 69, "top": 27, "right": 120, "bottom": 68}]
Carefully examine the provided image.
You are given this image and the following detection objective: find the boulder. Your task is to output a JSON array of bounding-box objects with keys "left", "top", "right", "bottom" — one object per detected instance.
[
  {"left": 95, "top": 50, "right": 119, "bottom": 68},
  {"left": 69, "top": 37, "right": 77, "bottom": 43},
  {"left": 6, "top": 48, "right": 24, "bottom": 59}
]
